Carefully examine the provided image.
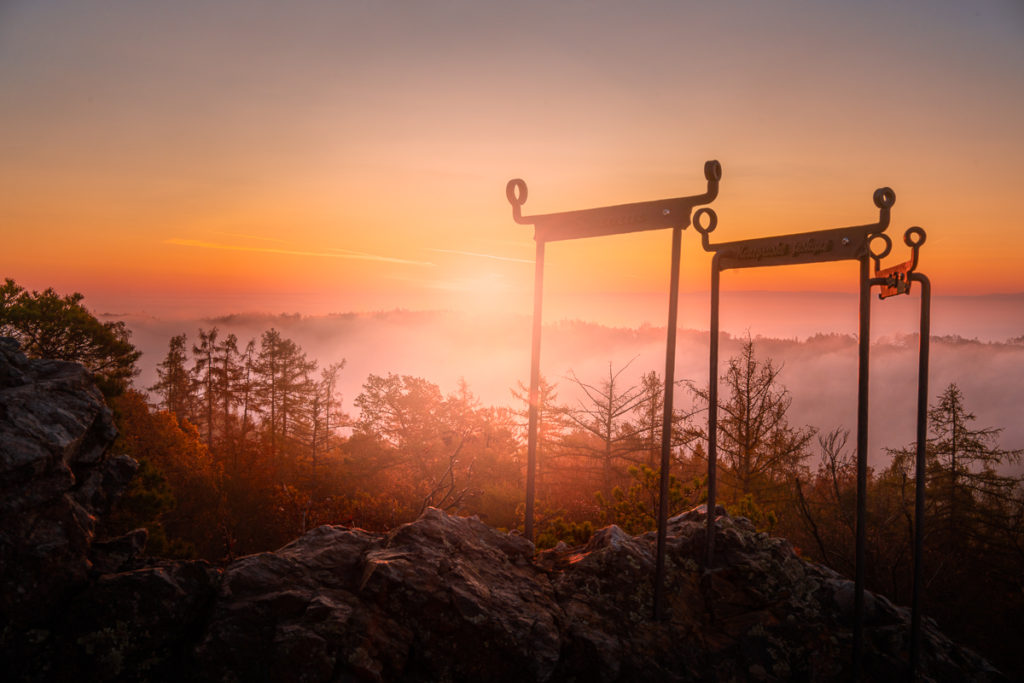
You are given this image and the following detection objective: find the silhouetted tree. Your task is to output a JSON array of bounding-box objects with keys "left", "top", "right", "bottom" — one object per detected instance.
[
  {"left": 305, "top": 360, "right": 347, "bottom": 488},
  {"left": 149, "top": 333, "right": 194, "bottom": 424},
  {"left": 253, "top": 328, "right": 316, "bottom": 464},
  {"left": 511, "top": 375, "right": 566, "bottom": 501},
  {"left": 693, "top": 337, "right": 814, "bottom": 516},
  {"left": 0, "top": 278, "right": 139, "bottom": 395},
  {"left": 884, "top": 383, "right": 1024, "bottom": 675},
  {"left": 192, "top": 327, "right": 219, "bottom": 445},
  {"left": 238, "top": 338, "right": 257, "bottom": 447},
  {"left": 563, "top": 359, "right": 648, "bottom": 496}
]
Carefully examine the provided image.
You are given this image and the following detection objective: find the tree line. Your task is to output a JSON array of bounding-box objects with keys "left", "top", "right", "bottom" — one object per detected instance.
[{"left": 3, "top": 278, "right": 1022, "bottom": 676}]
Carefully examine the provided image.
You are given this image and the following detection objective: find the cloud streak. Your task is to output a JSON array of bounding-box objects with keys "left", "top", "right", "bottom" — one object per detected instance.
[
  {"left": 165, "top": 238, "right": 435, "bottom": 267},
  {"left": 213, "top": 231, "right": 292, "bottom": 245},
  {"left": 428, "top": 248, "right": 534, "bottom": 264}
]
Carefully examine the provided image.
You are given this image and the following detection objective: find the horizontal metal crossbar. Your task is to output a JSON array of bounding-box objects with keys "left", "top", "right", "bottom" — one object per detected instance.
[
  {"left": 507, "top": 160, "right": 721, "bottom": 243},
  {"left": 696, "top": 187, "right": 894, "bottom": 270}
]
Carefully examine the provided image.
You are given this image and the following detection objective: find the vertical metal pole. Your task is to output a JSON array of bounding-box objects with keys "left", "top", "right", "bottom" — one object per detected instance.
[
  {"left": 654, "top": 225, "right": 683, "bottom": 620},
  {"left": 854, "top": 255, "right": 871, "bottom": 678},
  {"left": 706, "top": 255, "right": 721, "bottom": 567},
  {"left": 909, "top": 273, "right": 931, "bottom": 678},
  {"left": 525, "top": 239, "right": 546, "bottom": 543}
]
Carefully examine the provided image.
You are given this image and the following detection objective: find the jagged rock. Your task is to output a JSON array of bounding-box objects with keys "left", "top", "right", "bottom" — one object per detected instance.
[
  {"left": 193, "top": 508, "right": 560, "bottom": 682},
  {"left": 0, "top": 337, "right": 133, "bottom": 628},
  {"left": 0, "top": 338, "right": 1008, "bottom": 682},
  {"left": 89, "top": 527, "right": 150, "bottom": 575},
  {"left": 35, "top": 506, "right": 997, "bottom": 683}
]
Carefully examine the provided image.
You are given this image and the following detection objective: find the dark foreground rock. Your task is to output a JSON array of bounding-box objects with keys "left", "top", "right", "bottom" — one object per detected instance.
[{"left": 0, "top": 339, "right": 1007, "bottom": 682}]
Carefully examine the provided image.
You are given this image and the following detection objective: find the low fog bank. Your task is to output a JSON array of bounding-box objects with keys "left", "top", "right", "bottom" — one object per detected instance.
[
  {"left": 110, "top": 292, "right": 1023, "bottom": 474},
  {"left": 546, "top": 291, "right": 1024, "bottom": 342}
]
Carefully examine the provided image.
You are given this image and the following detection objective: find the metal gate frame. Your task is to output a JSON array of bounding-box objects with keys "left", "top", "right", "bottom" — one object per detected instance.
[
  {"left": 505, "top": 166, "right": 931, "bottom": 678},
  {"left": 694, "top": 192, "right": 930, "bottom": 677},
  {"left": 505, "top": 160, "right": 721, "bottom": 601}
]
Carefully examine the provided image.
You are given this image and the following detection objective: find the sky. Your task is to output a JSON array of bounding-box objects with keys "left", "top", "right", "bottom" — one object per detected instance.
[{"left": 2, "top": 0, "right": 1023, "bottom": 325}]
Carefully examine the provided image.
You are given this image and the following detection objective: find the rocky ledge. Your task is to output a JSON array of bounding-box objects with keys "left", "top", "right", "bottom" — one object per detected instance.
[{"left": 0, "top": 339, "right": 1006, "bottom": 682}]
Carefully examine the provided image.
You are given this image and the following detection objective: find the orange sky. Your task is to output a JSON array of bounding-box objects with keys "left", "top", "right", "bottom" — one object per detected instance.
[{"left": 2, "top": 0, "right": 1023, "bottom": 324}]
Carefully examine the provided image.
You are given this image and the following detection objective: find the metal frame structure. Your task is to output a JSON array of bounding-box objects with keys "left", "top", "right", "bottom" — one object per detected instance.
[
  {"left": 505, "top": 166, "right": 931, "bottom": 678},
  {"left": 695, "top": 192, "right": 930, "bottom": 677},
  {"left": 506, "top": 160, "right": 721, "bottom": 610}
]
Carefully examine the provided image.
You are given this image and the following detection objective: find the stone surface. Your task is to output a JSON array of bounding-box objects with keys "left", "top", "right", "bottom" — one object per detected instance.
[
  {"left": 0, "top": 337, "right": 134, "bottom": 628},
  {"left": 0, "top": 338, "right": 1008, "bottom": 681}
]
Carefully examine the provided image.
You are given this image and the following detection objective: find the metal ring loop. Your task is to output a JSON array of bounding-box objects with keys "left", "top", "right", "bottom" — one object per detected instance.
[
  {"left": 904, "top": 226, "right": 926, "bottom": 248},
  {"left": 693, "top": 207, "right": 717, "bottom": 234},
  {"left": 868, "top": 233, "right": 892, "bottom": 260},
  {"left": 873, "top": 187, "right": 895, "bottom": 209},
  {"left": 704, "top": 160, "right": 722, "bottom": 182},
  {"left": 506, "top": 179, "right": 527, "bottom": 207}
]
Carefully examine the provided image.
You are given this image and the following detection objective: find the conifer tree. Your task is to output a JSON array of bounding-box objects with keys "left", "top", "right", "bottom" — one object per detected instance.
[
  {"left": 150, "top": 333, "right": 194, "bottom": 424},
  {"left": 563, "top": 359, "right": 648, "bottom": 495},
  {"left": 0, "top": 278, "right": 140, "bottom": 395},
  {"left": 888, "top": 383, "right": 1023, "bottom": 548},
  {"left": 192, "top": 327, "right": 219, "bottom": 445},
  {"left": 253, "top": 328, "right": 316, "bottom": 463},
  {"left": 213, "top": 332, "right": 244, "bottom": 447},
  {"left": 695, "top": 337, "right": 814, "bottom": 504},
  {"left": 511, "top": 375, "right": 567, "bottom": 501}
]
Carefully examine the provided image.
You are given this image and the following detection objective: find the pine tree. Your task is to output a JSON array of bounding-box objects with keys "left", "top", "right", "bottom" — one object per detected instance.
[
  {"left": 885, "top": 383, "right": 1024, "bottom": 673},
  {"left": 692, "top": 337, "right": 815, "bottom": 514},
  {"left": 191, "top": 327, "right": 219, "bottom": 444},
  {"left": 888, "top": 383, "right": 1023, "bottom": 550},
  {"left": 306, "top": 360, "right": 347, "bottom": 488},
  {"left": 511, "top": 375, "right": 566, "bottom": 501},
  {"left": 213, "top": 332, "right": 244, "bottom": 447},
  {"left": 150, "top": 333, "right": 194, "bottom": 424},
  {"left": 253, "top": 328, "right": 316, "bottom": 464},
  {"left": 562, "top": 359, "right": 648, "bottom": 496},
  {"left": 238, "top": 338, "right": 257, "bottom": 445},
  {"left": 0, "top": 278, "right": 140, "bottom": 395}
]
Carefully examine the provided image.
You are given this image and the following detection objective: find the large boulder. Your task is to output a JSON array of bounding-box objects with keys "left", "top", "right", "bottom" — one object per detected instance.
[{"left": 193, "top": 508, "right": 560, "bottom": 682}]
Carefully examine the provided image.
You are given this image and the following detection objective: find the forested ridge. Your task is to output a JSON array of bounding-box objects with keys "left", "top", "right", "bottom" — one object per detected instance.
[{"left": 3, "top": 278, "right": 1023, "bottom": 677}]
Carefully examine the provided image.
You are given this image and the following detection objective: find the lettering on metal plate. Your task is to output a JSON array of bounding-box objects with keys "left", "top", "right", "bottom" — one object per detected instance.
[{"left": 715, "top": 226, "right": 870, "bottom": 270}]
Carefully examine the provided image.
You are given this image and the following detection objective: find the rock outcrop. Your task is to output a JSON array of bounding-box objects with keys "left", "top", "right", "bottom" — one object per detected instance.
[
  {"left": 0, "top": 336, "right": 136, "bottom": 624},
  {"left": 0, "top": 339, "right": 1006, "bottom": 681}
]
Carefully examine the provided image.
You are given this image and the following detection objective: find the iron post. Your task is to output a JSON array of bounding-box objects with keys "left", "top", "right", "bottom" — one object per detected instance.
[
  {"left": 854, "top": 254, "right": 871, "bottom": 678},
  {"left": 524, "top": 239, "right": 545, "bottom": 542},
  {"left": 910, "top": 268, "right": 931, "bottom": 677},
  {"left": 707, "top": 254, "right": 721, "bottom": 566},
  {"left": 654, "top": 224, "right": 683, "bottom": 620}
]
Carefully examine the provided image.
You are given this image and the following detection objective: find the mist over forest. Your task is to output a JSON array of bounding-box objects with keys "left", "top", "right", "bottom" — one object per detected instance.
[{"left": 112, "top": 291, "right": 1024, "bottom": 473}]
